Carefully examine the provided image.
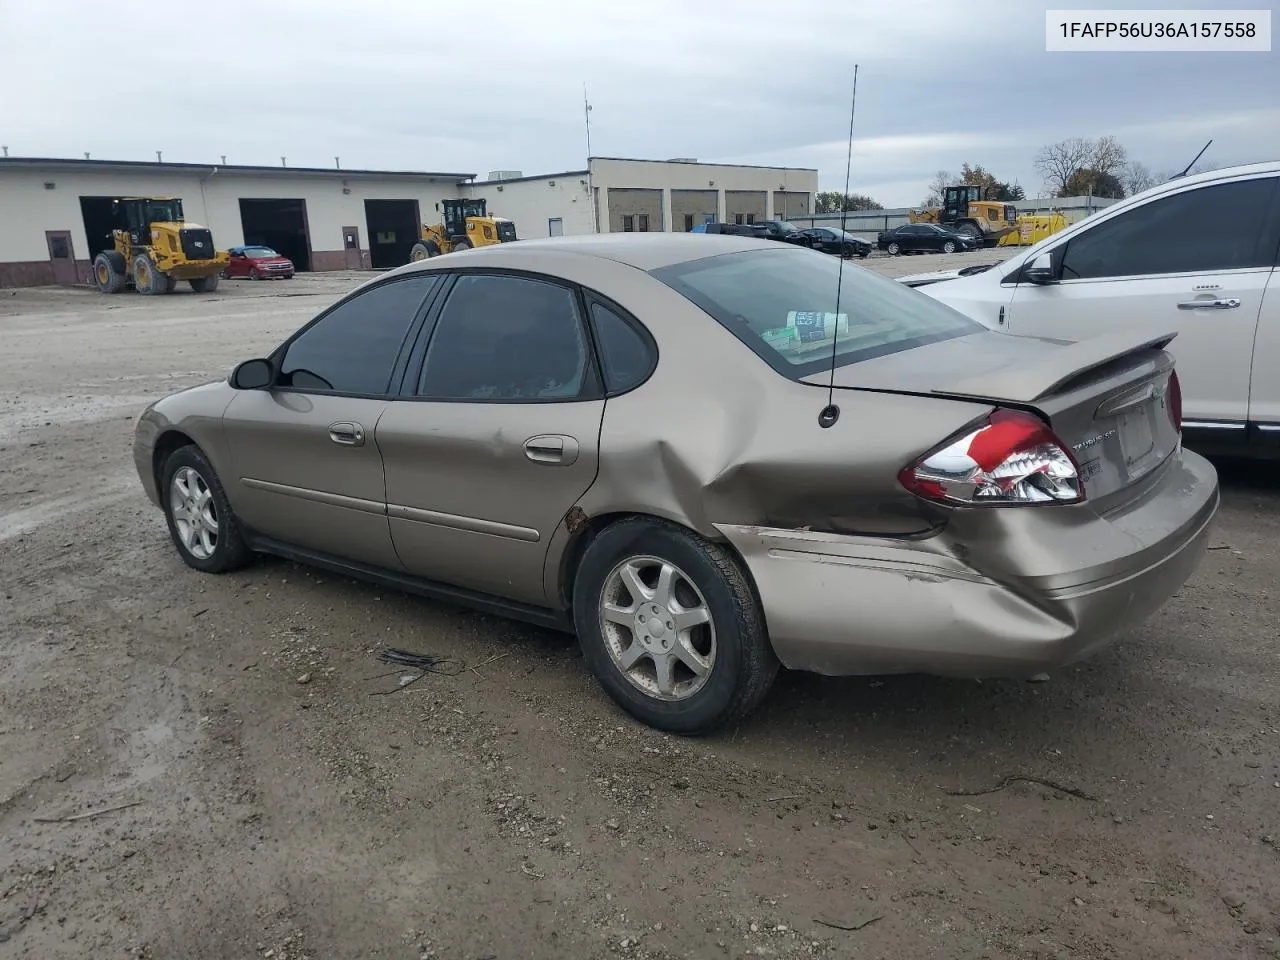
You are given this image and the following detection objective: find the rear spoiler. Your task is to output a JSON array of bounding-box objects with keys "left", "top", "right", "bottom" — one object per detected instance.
[{"left": 939, "top": 329, "right": 1179, "bottom": 403}]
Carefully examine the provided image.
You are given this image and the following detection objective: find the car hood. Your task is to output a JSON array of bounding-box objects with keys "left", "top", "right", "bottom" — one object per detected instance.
[
  {"left": 251, "top": 256, "right": 293, "bottom": 265},
  {"left": 798, "top": 326, "right": 1177, "bottom": 404},
  {"left": 897, "top": 262, "right": 1003, "bottom": 287}
]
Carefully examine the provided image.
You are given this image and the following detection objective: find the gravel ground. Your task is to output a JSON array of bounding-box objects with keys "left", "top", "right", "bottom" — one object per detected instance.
[{"left": 1, "top": 256, "right": 1277, "bottom": 960}]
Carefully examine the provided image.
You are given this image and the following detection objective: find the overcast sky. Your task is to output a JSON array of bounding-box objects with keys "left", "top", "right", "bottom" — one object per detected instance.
[{"left": 1, "top": 0, "right": 1275, "bottom": 206}]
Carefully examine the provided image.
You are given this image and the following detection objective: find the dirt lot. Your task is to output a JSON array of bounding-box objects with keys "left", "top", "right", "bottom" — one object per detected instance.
[{"left": 1, "top": 254, "right": 1277, "bottom": 960}]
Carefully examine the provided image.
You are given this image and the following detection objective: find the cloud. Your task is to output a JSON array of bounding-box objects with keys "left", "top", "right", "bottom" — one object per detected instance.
[{"left": 1, "top": 0, "right": 1276, "bottom": 207}]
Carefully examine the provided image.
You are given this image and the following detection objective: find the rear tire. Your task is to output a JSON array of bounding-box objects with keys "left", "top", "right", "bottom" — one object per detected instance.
[
  {"left": 160, "top": 444, "right": 252, "bottom": 574},
  {"left": 572, "top": 517, "right": 779, "bottom": 735},
  {"left": 92, "top": 251, "right": 127, "bottom": 293},
  {"left": 958, "top": 222, "right": 983, "bottom": 243},
  {"left": 189, "top": 275, "right": 219, "bottom": 293},
  {"left": 133, "top": 254, "right": 169, "bottom": 295}
]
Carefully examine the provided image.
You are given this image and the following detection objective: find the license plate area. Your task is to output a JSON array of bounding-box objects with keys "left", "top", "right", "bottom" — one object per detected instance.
[{"left": 1118, "top": 407, "right": 1155, "bottom": 468}]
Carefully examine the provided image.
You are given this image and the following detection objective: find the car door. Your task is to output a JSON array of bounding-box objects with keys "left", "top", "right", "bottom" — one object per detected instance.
[
  {"left": 221, "top": 272, "right": 444, "bottom": 569},
  {"left": 377, "top": 271, "right": 606, "bottom": 607},
  {"left": 1245, "top": 256, "right": 1280, "bottom": 432},
  {"left": 226, "top": 249, "right": 246, "bottom": 277},
  {"left": 1004, "top": 174, "right": 1280, "bottom": 426}
]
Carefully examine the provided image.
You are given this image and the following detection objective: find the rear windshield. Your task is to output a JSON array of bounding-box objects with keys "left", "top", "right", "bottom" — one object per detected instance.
[{"left": 650, "top": 247, "right": 983, "bottom": 378}]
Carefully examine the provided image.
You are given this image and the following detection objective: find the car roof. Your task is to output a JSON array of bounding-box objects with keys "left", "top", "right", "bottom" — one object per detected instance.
[{"left": 400, "top": 232, "right": 776, "bottom": 272}]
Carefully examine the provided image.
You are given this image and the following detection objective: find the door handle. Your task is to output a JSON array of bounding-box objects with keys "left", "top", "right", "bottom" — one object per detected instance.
[
  {"left": 1177, "top": 298, "right": 1241, "bottom": 310},
  {"left": 524, "top": 434, "right": 579, "bottom": 465},
  {"left": 328, "top": 421, "right": 365, "bottom": 446}
]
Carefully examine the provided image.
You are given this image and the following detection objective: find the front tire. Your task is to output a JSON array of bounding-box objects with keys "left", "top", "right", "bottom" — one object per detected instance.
[
  {"left": 160, "top": 445, "right": 252, "bottom": 574},
  {"left": 887, "top": 241, "right": 901, "bottom": 255},
  {"left": 133, "top": 254, "right": 170, "bottom": 295},
  {"left": 573, "top": 518, "right": 779, "bottom": 735},
  {"left": 942, "top": 240, "right": 956, "bottom": 254},
  {"left": 189, "top": 275, "right": 219, "bottom": 293},
  {"left": 451, "top": 237, "right": 472, "bottom": 253}
]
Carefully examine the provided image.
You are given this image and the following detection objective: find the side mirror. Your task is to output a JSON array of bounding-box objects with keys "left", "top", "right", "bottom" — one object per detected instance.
[
  {"left": 1022, "top": 252, "right": 1058, "bottom": 285},
  {"left": 230, "top": 358, "right": 274, "bottom": 390}
]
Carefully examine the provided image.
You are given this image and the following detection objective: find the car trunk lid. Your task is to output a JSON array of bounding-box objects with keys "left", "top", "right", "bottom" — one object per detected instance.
[{"left": 800, "top": 327, "right": 1182, "bottom": 505}]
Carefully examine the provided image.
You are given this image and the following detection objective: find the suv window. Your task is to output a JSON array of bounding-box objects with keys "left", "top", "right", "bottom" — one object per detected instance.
[
  {"left": 418, "top": 274, "right": 594, "bottom": 401},
  {"left": 278, "top": 274, "right": 439, "bottom": 394},
  {"left": 589, "top": 300, "right": 656, "bottom": 393},
  {"left": 651, "top": 247, "right": 981, "bottom": 379},
  {"left": 1059, "top": 176, "right": 1280, "bottom": 280}
]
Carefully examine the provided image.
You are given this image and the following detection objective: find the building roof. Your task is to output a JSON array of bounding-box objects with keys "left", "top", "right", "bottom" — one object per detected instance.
[
  {"left": 467, "top": 169, "right": 590, "bottom": 187},
  {"left": 588, "top": 155, "right": 819, "bottom": 173},
  {"left": 0, "top": 156, "right": 476, "bottom": 181}
]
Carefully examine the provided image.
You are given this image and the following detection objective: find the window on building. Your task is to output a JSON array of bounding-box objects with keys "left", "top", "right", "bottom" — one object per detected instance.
[
  {"left": 683, "top": 214, "right": 694, "bottom": 232},
  {"left": 734, "top": 213, "right": 744, "bottom": 225},
  {"left": 279, "top": 275, "right": 439, "bottom": 395},
  {"left": 622, "top": 215, "right": 635, "bottom": 232},
  {"left": 637, "top": 215, "right": 649, "bottom": 232},
  {"left": 418, "top": 274, "right": 593, "bottom": 401},
  {"left": 746, "top": 213, "right": 756, "bottom": 225},
  {"left": 548, "top": 217, "right": 564, "bottom": 237}
]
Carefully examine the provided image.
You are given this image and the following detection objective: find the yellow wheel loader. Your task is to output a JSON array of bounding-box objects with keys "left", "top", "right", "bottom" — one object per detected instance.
[
  {"left": 91, "top": 197, "right": 229, "bottom": 295},
  {"left": 409, "top": 198, "right": 518, "bottom": 261},
  {"left": 909, "top": 185, "right": 1019, "bottom": 248}
]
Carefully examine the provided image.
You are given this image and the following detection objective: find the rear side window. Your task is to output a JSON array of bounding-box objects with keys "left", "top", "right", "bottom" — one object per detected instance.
[
  {"left": 589, "top": 301, "right": 656, "bottom": 394},
  {"left": 278, "top": 274, "right": 439, "bottom": 394},
  {"left": 418, "top": 274, "right": 595, "bottom": 401},
  {"left": 650, "top": 247, "right": 982, "bottom": 379},
  {"left": 1059, "top": 177, "right": 1280, "bottom": 279}
]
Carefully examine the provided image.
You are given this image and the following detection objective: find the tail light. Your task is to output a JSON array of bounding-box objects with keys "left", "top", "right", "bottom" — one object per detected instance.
[
  {"left": 1167, "top": 370, "right": 1182, "bottom": 433},
  {"left": 898, "top": 409, "right": 1084, "bottom": 506}
]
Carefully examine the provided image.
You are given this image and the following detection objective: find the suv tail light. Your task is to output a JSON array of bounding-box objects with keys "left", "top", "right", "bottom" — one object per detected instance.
[
  {"left": 898, "top": 409, "right": 1085, "bottom": 506},
  {"left": 1167, "top": 370, "right": 1182, "bottom": 433}
]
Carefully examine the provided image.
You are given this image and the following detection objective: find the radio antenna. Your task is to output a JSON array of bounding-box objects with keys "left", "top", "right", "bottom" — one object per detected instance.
[
  {"left": 819, "top": 63, "right": 859, "bottom": 429},
  {"left": 1169, "top": 139, "right": 1212, "bottom": 180}
]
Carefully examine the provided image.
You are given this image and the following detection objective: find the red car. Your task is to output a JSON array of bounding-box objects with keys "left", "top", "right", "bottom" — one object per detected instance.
[{"left": 224, "top": 245, "right": 295, "bottom": 280}]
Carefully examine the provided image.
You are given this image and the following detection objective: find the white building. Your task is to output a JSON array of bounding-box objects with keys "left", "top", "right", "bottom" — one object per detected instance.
[{"left": 0, "top": 155, "right": 817, "bottom": 288}]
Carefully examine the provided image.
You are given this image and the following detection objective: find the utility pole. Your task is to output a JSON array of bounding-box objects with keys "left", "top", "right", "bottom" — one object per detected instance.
[{"left": 584, "top": 84, "right": 597, "bottom": 233}]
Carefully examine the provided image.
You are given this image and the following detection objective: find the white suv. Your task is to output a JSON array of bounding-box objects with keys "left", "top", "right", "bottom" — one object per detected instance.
[{"left": 907, "top": 161, "right": 1280, "bottom": 456}]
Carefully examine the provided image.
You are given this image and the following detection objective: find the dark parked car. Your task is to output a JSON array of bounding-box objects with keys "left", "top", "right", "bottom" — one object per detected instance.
[
  {"left": 691, "top": 222, "right": 757, "bottom": 236},
  {"left": 795, "top": 227, "right": 871, "bottom": 258},
  {"left": 750, "top": 220, "right": 806, "bottom": 243},
  {"left": 877, "top": 223, "right": 978, "bottom": 255}
]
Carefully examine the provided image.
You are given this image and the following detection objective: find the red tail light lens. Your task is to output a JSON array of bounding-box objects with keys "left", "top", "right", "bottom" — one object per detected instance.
[
  {"left": 1167, "top": 370, "right": 1182, "bottom": 433},
  {"left": 898, "top": 409, "right": 1085, "bottom": 506}
]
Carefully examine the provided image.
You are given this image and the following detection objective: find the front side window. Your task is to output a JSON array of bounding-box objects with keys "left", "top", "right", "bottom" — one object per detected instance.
[
  {"left": 278, "top": 274, "right": 440, "bottom": 394},
  {"left": 1059, "top": 177, "right": 1280, "bottom": 280},
  {"left": 651, "top": 247, "right": 982, "bottom": 379},
  {"left": 419, "top": 274, "right": 593, "bottom": 401}
]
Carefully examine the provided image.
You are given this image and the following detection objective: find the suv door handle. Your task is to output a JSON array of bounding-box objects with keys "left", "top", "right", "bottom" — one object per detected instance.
[
  {"left": 524, "top": 435, "right": 579, "bottom": 465},
  {"left": 328, "top": 421, "right": 365, "bottom": 446},
  {"left": 1177, "top": 298, "right": 1241, "bottom": 310}
]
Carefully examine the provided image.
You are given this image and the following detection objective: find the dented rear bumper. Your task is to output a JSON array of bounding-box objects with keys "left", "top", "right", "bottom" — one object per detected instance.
[{"left": 715, "top": 449, "right": 1219, "bottom": 679}]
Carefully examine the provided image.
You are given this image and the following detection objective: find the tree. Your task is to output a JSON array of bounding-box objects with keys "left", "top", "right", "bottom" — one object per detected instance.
[
  {"left": 1034, "top": 137, "right": 1093, "bottom": 194},
  {"left": 815, "top": 191, "right": 884, "bottom": 213},
  {"left": 1061, "top": 168, "right": 1125, "bottom": 199},
  {"left": 921, "top": 170, "right": 958, "bottom": 207},
  {"left": 1122, "top": 161, "right": 1156, "bottom": 195}
]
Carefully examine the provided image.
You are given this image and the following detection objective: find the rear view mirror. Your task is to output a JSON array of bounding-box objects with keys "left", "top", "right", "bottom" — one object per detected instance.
[
  {"left": 1023, "top": 252, "right": 1058, "bottom": 285},
  {"left": 230, "top": 358, "right": 274, "bottom": 390}
]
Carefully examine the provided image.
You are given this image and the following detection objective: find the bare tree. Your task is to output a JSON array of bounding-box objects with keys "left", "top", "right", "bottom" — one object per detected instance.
[
  {"left": 921, "top": 170, "right": 958, "bottom": 207},
  {"left": 1089, "top": 135, "right": 1128, "bottom": 177},
  {"left": 1034, "top": 137, "right": 1093, "bottom": 194},
  {"left": 1122, "top": 161, "right": 1156, "bottom": 195}
]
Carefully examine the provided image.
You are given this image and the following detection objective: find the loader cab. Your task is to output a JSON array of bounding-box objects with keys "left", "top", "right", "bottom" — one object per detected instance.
[
  {"left": 441, "top": 198, "right": 488, "bottom": 238},
  {"left": 943, "top": 185, "right": 981, "bottom": 222},
  {"left": 113, "top": 197, "right": 185, "bottom": 245}
]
